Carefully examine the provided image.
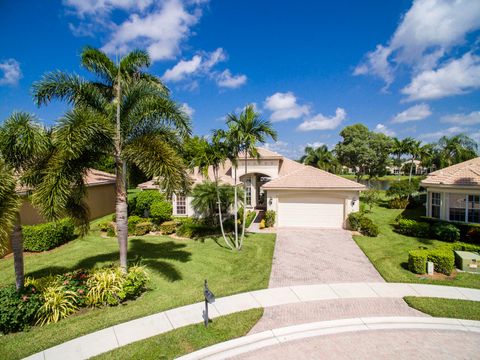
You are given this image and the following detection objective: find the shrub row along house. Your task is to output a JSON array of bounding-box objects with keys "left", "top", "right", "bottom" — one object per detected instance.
[
  {"left": 138, "top": 148, "right": 365, "bottom": 228},
  {"left": 422, "top": 157, "right": 480, "bottom": 225}
]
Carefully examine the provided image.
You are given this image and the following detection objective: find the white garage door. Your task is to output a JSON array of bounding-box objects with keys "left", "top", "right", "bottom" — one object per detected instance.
[{"left": 278, "top": 195, "right": 345, "bottom": 228}]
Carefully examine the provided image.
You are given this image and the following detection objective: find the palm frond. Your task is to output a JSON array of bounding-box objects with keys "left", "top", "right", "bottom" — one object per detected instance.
[
  {"left": 0, "top": 160, "right": 21, "bottom": 252},
  {"left": 81, "top": 46, "right": 117, "bottom": 86}
]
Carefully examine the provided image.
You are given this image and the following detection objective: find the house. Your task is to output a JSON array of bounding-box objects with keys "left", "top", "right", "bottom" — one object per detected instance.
[
  {"left": 18, "top": 169, "right": 117, "bottom": 226},
  {"left": 387, "top": 159, "right": 431, "bottom": 176},
  {"left": 138, "top": 148, "right": 365, "bottom": 229},
  {"left": 421, "top": 157, "right": 480, "bottom": 224}
]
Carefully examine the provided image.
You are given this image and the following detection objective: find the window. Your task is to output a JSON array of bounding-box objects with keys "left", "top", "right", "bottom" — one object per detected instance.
[
  {"left": 176, "top": 195, "right": 186, "bottom": 215},
  {"left": 431, "top": 192, "right": 441, "bottom": 218},
  {"left": 245, "top": 179, "right": 252, "bottom": 206},
  {"left": 468, "top": 195, "right": 480, "bottom": 223},
  {"left": 449, "top": 193, "right": 466, "bottom": 222}
]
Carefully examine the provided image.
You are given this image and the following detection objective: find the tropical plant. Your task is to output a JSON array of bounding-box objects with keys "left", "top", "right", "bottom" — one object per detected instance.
[
  {"left": 31, "top": 46, "right": 191, "bottom": 272},
  {"left": 390, "top": 137, "right": 406, "bottom": 176},
  {"left": 402, "top": 137, "right": 422, "bottom": 183},
  {"left": 361, "top": 189, "right": 380, "bottom": 212},
  {"left": 191, "top": 181, "right": 238, "bottom": 225},
  {"left": 86, "top": 267, "right": 125, "bottom": 307},
  {"left": 225, "top": 104, "right": 277, "bottom": 248},
  {"left": 437, "top": 134, "right": 478, "bottom": 168},
  {"left": 300, "top": 145, "right": 338, "bottom": 172},
  {"left": 36, "top": 284, "right": 78, "bottom": 326}
]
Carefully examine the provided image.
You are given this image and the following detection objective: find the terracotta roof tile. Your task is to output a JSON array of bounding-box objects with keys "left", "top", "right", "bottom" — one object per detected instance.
[{"left": 421, "top": 157, "right": 480, "bottom": 187}]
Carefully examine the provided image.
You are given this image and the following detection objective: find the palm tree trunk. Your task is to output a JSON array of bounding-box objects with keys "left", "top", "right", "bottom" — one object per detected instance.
[
  {"left": 233, "top": 166, "right": 238, "bottom": 248},
  {"left": 409, "top": 158, "right": 414, "bottom": 184},
  {"left": 240, "top": 151, "right": 248, "bottom": 249},
  {"left": 397, "top": 154, "right": 401, "bottom": 181},
  {"left": 11, "top": 215, "right": 24, "bottom": 290},
  {"left": 215, "top": 176, "right": 232, "bottom": 250}
]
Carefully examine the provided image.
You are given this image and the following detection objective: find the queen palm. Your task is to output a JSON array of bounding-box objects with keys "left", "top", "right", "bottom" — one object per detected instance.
[
  {"left": 437, "top": 134, "right": 478, "bottom": 168},
  {"left": 300, "top": 145, "right": 336, "bottom": 172},
  {"left": 226, "top": 105, "right": 277, "bottom": 249},
  {"left": 32, "top": 47, "right": 190, "bottom": 271}
]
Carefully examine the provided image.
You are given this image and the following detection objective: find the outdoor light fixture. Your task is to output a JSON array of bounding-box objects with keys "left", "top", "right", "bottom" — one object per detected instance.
[
  {"left": 352, "top": 198, "right": 357, "bottom": 206},
  {"left": 203, "top": 279, "right": 215, "bottom": 327},
  {"left": 269, "top": 198, "right": 273, "bottom": 206}
]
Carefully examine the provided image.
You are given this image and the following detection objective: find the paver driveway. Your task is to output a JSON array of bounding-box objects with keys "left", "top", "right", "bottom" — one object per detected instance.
[{"left": 268, "top": 229, "right": 384, "bottom": 287}]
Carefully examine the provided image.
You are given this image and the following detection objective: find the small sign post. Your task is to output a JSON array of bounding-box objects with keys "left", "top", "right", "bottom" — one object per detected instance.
[{"left": 203, "top": 279, "right": 215, "bottom": 327}]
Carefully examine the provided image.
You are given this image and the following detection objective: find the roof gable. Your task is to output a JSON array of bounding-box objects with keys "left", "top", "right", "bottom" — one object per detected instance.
[{"left": 422, "top": 157, "right": 480, "bottom": 187}]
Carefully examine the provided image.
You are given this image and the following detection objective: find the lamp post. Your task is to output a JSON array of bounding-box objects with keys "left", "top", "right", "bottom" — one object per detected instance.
[{"left": 203, "top": 279, "right": 215, "bottom": 327}]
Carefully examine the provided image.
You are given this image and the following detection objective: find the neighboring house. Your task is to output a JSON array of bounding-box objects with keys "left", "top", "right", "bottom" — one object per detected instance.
[
  {"left": 387, "top": 160, "right": 430, "bottom": 176},
  {"left": 422, "top": 157, "right": 480, "bottom": 224},
  {"left": 138, "top": 148, "right": 365, "bottom": 229},
  {"left": 18, "top": 169, "right": 116, "bottom": 226}
]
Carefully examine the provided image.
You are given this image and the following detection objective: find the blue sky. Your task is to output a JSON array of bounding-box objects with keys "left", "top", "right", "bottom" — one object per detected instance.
[{"left": 1, "top": 0, "right": 479, "bottom": 159}]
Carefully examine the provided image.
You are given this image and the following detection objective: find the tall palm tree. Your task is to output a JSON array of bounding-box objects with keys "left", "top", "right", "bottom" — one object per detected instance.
[
  {"left": 300, "top": 145, "right": 336, "bottom": 172},
  {"left": 437, "top": 134, "right": 478, "bottom": 168},
  {"left": 390, "top": 137, "right": 406, "bottom": 178},
  {"left": 32, "top": 47, "right": 190, "bottom": 271},
  {"left": 226, "top": 105, "right": 277, "bottom": 248},
  {"left": 0, "top": 112, "right": 50, "bottom": 289}
]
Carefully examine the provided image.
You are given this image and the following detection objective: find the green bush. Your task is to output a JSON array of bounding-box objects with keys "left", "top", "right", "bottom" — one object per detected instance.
[
  {"left": 388, "top": 197, "right": 410, "bottom": 209},
  {"left": 134, "top": 190, "right": 165, "bottom": 216},
  {"left": 177, "top": 221, "right": 215, "bottom": 239},
  {"left": 386, "top": 179, "right": 419, "bottom": 199},
  {"left": 359, "top": 216, "right": 379, "bottom": 237},
  {"left": 0, "top": 285, "right": 43, "bottom": 334},
  {"left": 421, "top": 217, "right": 480, "bottom": 244},
  {"left": 264, "top": 210, "right": 276, "bottom": 228},
  {"left": 128, "top": 215, "right": 143, "bottom": 234},
  {"left": 106, "top": 223, "right": 116, "bottom": 237},
  {"left": 36, "top": 285, "right": 78, "bottom": 326},
  {"left": 408, "top": 250, "right": 427, "bottom": 274},
  {"left": 99, "top": 221, "right": 110, "bottom": 232},
  {"left": 395, "top": 219, "right": 430, "bottom": 238},
  {"left": 160, "top": 221, "right": 176, "bottom": 235},
  {"left": 427, "top": 248, "right": 454, "bottom": 275},
  {"left": 23, "top": 218, "right": 75, "bottom": 252},
  {"left": 347, "top": 212, "right": 364, "bottom": 231},
  {"left": 449, "top": 242, "right": 480, "bottom": 253},
  {"left": 134, "top": 221, "right": 152, "bottom": 236},
  {"left": 432, "top": 223, "right": 460, "bottom": 242},
  {"left": 150, "top": 200, "right": 173, "bottom": 224},
  {"left": 122, "top": 265, "right": 149, "bottom": 299},
  {"left": 127, "top": 197, "right": 137, "bottom": 216}
]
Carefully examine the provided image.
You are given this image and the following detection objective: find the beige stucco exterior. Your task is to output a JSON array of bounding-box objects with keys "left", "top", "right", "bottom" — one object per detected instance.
[{"left": 425, "top": 185, "right": 480, "bottom": 223}]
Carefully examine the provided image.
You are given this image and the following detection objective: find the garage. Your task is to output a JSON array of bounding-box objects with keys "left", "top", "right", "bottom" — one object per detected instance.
[{"left": 277, "top": 194, "right": 345, "bottom": 228}]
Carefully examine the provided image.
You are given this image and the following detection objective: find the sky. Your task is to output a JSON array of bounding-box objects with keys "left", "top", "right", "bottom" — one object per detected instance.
[{"left": 0, "top": 0, "right": 479, "bottom": 159}]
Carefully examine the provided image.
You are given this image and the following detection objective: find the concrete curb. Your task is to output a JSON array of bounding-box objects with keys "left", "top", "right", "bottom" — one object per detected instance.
[
  {"left": 23, "top": 283, "right": 480, "bottom": 360},
  {"left": 176, "top": 316, "right": 480, "bottom": 360}
]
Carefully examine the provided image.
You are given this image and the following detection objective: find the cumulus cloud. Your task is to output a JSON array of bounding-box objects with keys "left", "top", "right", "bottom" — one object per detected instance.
[
  {"left": 297, "top": 108, "right": 346, "bottom": 132},
  {"left": 355, "top": 0, "right": 480, "bottom": 88},
  {"left": 0, "top": 59, "right": 22, "bottom": 86},
  {"left": 419, "top": 126, "right": 468, "bottom": 140},
  {"left": 441, "top": 110, "right": 480, "bottom": 125},
  {"left": 374, "top": 123, "right": 395, "bottom": 136},
  {"left": 180, "top": 102, "right": 194, "bottom": 117},
  {"left": 215, "top": 70, "right": 247, "bottom": 89},
  {"left": 401, "top": 52, "right": 480, "bottom": 101},
  {"left": 64, "top": 0, "right": 153, "bottom": 16},
  {"left": 391, "top": 103, "right": 432, "bottom": 123},
  {"left": 264, "top": 92, "right": 310, "bottom": 122},
  {"left": 162, "top": 55, "right": 202, "bottom": 82}
]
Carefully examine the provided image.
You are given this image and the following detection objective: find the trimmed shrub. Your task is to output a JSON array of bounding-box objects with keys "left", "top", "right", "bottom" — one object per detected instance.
[
  {"left": 388, "top": 197, "right": 409, "bottom": 209},
  {"left": 421, "top": 217, "right": 480, "bottom": 244},
  {"left": 427, "top": 249, "right": 454, "bottom": 275},
  {"left": 134, "top": 190, "right": 165, "bottom": 217},
  {"left": 408, "top": 250, "right": 427, "bottom": 274},
  {"left": 0, "top": 285, "right": 43, "bottom": 334},
  {"left": 264, "top": 210, "right": 276, "bottom": 228},
  {"left": 359, "top": 216, "right": 379, "bottom": 237},
  {"left": 134, "top": 222, "right": 152, "bottom": 236},
  {"left": 150, "top": 200, "right": 173, "bottom": 224},
  {"left": 23, "top": 218, "right": 75, "bottom": 252},
  {"left": 106, "top": 223, "right": 116, "bottom": 237},
  {"left": 432, "top": 223, "right": 460, "bottom": 242},
  {"left": 395, "top": 219, "right": 430, "bottom": 238},
  {"left": 128, "top": 216, "right": 143, "bottom": 234},
  {"left": 160, "top": 221, "right": 176, "bottom": 235},
  {"left": 347, "top": 212, "right": 363, "bottom": 231},
  {"left": 449, "top": 242, "right": 480, "bottom": 253}
]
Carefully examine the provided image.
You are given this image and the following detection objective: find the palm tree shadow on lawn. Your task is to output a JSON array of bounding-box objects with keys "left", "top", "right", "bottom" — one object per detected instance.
[{"left": 26, "top": 239, "right": 192, "bottom": 282}]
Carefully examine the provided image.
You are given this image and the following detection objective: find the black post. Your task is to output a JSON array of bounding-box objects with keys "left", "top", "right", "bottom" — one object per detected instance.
[{"left": 203, "top": 279, "right": 215, "bottom": 328}]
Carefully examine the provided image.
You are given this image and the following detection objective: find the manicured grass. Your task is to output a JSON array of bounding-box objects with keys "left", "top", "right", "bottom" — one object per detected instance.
[
  {"left": 0, "top": 217, "right": 275, "bottom": 360},
  {"left": 404, "top": 297, "right": 480, "bottom": 321},
  {"left": 353, "top": 203, "right": 480, "bottom": 289},
  {"left": 94, "top": 309, "right": 263, "bottom": 360}
]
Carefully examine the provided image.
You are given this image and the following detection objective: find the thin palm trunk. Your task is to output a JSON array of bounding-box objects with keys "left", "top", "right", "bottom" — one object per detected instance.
[
  {"left": 397, "top": 154, "right": 401, "bottom": 180},
  {"left": 233, "top": 166, "right": 238, "bottom": 248},
  {"left": 11, "top": 216, "right": 24, "bottom": 290},
  {"left": 409, "top": 158, "right": 414, "bottom": 184},
  {"left": 240, "top": 151, "right": 248, "bottom": 249},
  {"left": 214, "top": 170, "right": 232, "bottom": 250}
]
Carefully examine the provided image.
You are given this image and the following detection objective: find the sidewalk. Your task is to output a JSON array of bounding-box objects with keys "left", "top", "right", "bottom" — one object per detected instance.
[{"left": 25, "top": 282, "right": 480, "bottom": 360}]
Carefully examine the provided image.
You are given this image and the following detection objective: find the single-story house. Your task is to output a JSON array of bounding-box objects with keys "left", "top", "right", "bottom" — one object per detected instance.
[
  {"left": 138, "top": 148, "right": 365, "bottom": 229},
  {"left": 18, "top": 169, "right": 117, "bottom": 226},
  {"left": 422, "top": 157, "right": 480, "bottom": 224}
]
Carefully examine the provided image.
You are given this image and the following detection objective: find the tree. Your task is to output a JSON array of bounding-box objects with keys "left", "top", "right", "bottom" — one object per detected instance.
[
  {"left": 32, "top": 47, "right": 190, "bottom": 272},
  {"left": 300, "top": 145, "right": 338, "bottom": 172},
  {"left": 437, "top": 134, "right": 478, "bottom": 168},
  {"left": 335, "top": 124, "right": 392, "bottom": 182},
  {"left": 0, "top": 112, "right": 50, "bottom": 289},
  {"left": 225, "top": 105, "right": 277, "bottom": 249},
  {"left": 191, "top": 181, "right": 238, "bottom": 225},
  {"left": 402, "top": 137, "right": 421, "bottom": 183},
  {"left": 390, "top": 137, "right": 406, "bottom": 178},
  {"left": 361, "top": 189, "right": 380, "bottom": 212}
]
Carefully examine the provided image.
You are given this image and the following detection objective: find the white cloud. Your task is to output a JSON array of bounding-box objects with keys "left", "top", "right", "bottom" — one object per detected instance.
[
  {"left": 401, "top": 52, "right": 480, "bottom": 101},
  {"left": 162, "top": 55, "right": 202, "bottom": 82},
  {"left": 355, "top": 0, "right": 480, "bottom": 86},
  {"left": 64, "top": 0, "right": 153, "bottom": 16},
  {"left": 297, "top": 108, "right": 346, "bottom": 132},
  {"left": 0, "top": 59, "right": 22, "bottom": 86},
  {"left": 215, "top": 70, "right": 247, "bottom": 89},
  {"left": 203, "top": 48, "right": 227, "bottom": 68},
  {"left": 101, "top": 0, "right": 202, "bottom": 61},
  {"left": 391, "top": 103, "right": 432, "bottom": 123},
  {"left": 441, "top": 110, "right": 480, "bottom": 126},
  {"left": 374, "top": 123, "right": 395, "bottom": 136},
  {"left": 180, "top": 103, "right": 194, "bottom": 117},
  {"left": 264, "top": 92, "right": 310, "bottom": 122},
  {"left": 419, "top": 126, "right": 468, "bottom": 140}
]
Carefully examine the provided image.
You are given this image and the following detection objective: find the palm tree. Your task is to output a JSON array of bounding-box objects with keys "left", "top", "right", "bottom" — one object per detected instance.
[
  {"left": 390, "top": 137, "right": 406, "bottom": 178},
  {"left": 437, "top": 134, "right": 478, "bottom": 168},
  {"left": 300, "top": 145, "right": 336, "bottom": 172},
  {"left": 0, "top": 112, "right": 50, "bottom": 289},
  {"left": 32, "top": 47, "right": 190, "bottom": 271},
  {"left": 225, "top": 104, "right": 277, "bottom": 248}
]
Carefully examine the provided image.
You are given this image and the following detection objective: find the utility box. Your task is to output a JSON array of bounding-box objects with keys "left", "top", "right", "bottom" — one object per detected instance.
[{"left": 454, "top": 251, "right": 480, "bottom": 273}]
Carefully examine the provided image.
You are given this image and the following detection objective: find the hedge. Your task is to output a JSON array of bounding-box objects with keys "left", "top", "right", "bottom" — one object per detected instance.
[
  {"left": 134, "top": 222, "right": 152, "bottom": 236},
  {"left": 395, "top": 219, "right": 430, "bottom": 238},
  {"left": 421, "top": 217, "right": 480, "bottom": 244},
  {"left": 23, "top": 218, "right": 75, "bottom": 252},
  {"left": 160, "top": 221, "right": 176, "bottom": 235},
  {"left": 128, "top": 216, "right": 143, "bottom": 234},
  {"left": 134, "top": 190, "right": 165, "bottom": 217},
  {"left": 150, "top": 200, "right": 173, "bottom": 224},
  {"left": 347, "top": 212, "right": 363, "bottom": 231},
  {"left": 432, "top": 223, "right": 460, "bottom": 242},
  {"left": 408, "top": 248, "right": 455, "bottom": 275},
  {"left": 359, "top": 216, "right": 379, "bottom": 237},
  {"left": 408, "top": 250, "right": 427, "bottom": 274}
]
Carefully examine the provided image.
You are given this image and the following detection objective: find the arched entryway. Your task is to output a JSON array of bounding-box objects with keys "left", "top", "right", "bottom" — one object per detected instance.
[{"left": 239, "top": 173, "right": 271, "bottom": 210}]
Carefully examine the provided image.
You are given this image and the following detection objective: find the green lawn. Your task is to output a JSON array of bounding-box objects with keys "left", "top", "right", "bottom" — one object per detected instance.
[
  {"left": 0, "top": 217, "right": 275, "bottom": 360},
  {"left": 404, "top": 297, "right": 480, "bottom": 321},
  {"left": 353, "top": 204, "right": 480, "bottom": 289},
  {"left": 94, "top": 309, "right": 263, "bottom": 360}
]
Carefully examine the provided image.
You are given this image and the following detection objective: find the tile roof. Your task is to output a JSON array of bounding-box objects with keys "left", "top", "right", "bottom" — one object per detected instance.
[{"left": 421, "top": 157, "right": 480, "bottom": 187}]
